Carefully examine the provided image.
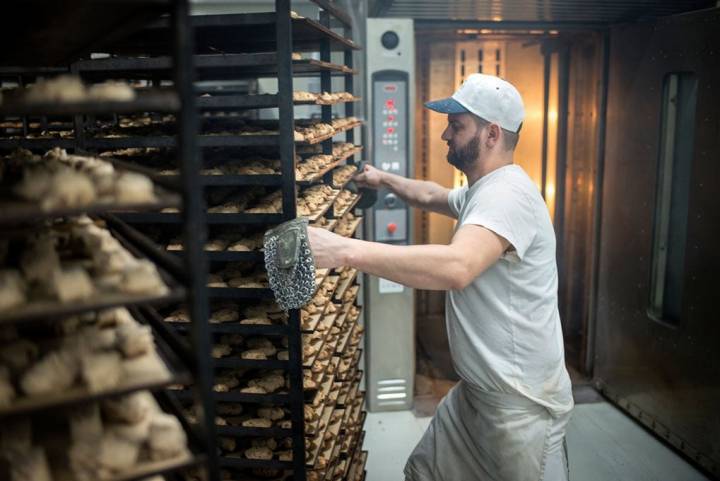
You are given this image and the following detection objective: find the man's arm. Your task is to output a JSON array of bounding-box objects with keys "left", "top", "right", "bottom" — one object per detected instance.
[
  {"left": 308, "top": 224, "right": 509, "bottom": 290},
  {"left": 355, "top": 165, "right": 455, "bottom": 218}
]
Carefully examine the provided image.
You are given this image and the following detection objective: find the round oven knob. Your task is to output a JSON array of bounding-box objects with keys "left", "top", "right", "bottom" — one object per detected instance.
[
  {"left": 387, "top": 223, "right": 398, "bottom": 234},
  {"left": 384, "top": 193, "right": 397, "bottom": 208},
  {"left": 381, "top": 31, "right": 400, "bottom": 50}
]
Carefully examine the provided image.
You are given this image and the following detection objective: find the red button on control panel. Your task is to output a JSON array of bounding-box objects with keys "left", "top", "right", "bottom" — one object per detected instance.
[{"left": 387, "top": 223, "right": 398, "bottom": 234}]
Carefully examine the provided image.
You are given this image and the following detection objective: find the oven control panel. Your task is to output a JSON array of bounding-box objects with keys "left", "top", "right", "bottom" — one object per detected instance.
[{"left": 372, "top": 71, "right": 408, "bottom": 243}]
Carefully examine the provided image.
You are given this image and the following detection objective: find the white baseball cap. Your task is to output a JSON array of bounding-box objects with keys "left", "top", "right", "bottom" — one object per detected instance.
[{"left": 425, "top": 73, "right": 525, "bottom": 133}]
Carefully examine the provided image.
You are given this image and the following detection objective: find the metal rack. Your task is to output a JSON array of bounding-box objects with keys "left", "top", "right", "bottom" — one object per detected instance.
[
  {"left": 0, "top": 1, "right": 369, "bottom": 479},
  {"left": 142, "top": 1, "right": 368, "bottom": 479},
  {"left": 0, "top": 1, "right": 218, "bottom": 480}
]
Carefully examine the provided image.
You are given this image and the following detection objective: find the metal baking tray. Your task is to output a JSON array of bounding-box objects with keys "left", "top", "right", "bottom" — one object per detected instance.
[
  {"left": 0, "top": 90, "right": 180, "bottom": 117},
  {"left": 0, "top": 318, "right": 191, "bottom": 418}
]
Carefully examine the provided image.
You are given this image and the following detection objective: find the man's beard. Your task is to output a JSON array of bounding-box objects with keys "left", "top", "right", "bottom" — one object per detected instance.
[{"left": 447, "top": 136, "right": 480, "bottom": 170}]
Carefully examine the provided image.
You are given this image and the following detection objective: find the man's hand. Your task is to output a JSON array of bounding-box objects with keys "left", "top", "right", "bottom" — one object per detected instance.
[
  {"left": 353, "top": 164, "right": 383, "bottom": 189},
  {"left": 307, "top": 226, "right": 351, "bottom": 269}
]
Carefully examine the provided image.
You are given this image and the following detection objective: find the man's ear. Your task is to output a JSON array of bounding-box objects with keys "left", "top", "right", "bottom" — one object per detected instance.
[{"left": 485, "top": 124, "right": 501, "bottom": 148}]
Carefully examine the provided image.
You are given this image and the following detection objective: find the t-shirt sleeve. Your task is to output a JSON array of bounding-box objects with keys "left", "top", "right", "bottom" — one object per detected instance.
[
  {"left": 461, "top": 182, "right": 537, "bottom": 261},
  {"left": 447, "top": 186, "right": 467, "bottom": 218}
]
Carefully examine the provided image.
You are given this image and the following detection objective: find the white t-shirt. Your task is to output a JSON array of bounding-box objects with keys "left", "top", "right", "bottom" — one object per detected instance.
[{"left": 446, "top": 164, "right": 573, "bottom": 417}]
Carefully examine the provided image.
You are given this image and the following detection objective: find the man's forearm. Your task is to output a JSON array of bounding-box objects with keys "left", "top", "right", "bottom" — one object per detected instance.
[
  {"left": 379, "top": 171, "right": 449, "bottom": 213},
  {"left": 340, "top": 237, "right": 467, "bottom": 291}
]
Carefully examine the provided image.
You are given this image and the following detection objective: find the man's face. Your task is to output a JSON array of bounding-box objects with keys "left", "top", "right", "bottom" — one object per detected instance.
[{"left": 441, "top": 113, "right": 482, "bottom": 170}]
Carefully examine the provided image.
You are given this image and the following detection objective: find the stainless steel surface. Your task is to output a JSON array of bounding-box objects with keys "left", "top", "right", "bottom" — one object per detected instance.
[
  {"left": 594, "top": 8, "right": 720, "bottom": 478},
  {"left": 365, "top": 17, "right": 415, "bottom": 412}
]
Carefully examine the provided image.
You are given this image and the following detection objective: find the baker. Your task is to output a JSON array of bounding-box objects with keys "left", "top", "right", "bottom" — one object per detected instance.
[{"left": 307, "top": 73, "right": 574, "bottom": 481}]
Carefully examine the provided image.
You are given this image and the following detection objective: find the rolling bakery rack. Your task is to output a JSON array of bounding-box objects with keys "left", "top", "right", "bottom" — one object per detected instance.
[
  {"left": 0, "top": 1, "right": 217, "bottom": 480},
  {"left": 0, "top": 0, "right": 369, "bottom": 479}
]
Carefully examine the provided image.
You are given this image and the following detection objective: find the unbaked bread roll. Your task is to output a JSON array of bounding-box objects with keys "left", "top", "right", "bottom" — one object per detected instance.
[
  {"left": 81, "top": 351, "right": 122, "bottom": 392},
  {"left": 116, "top": 322, "right": 153, "bottom": 358},
  {"left": 98, "top": 431, "right": 141, "bottom": 472},
  {"left": 25, "top": 75, "right": 85, "bottom": 103},
  {"left": 148, "top": 412, "right": 188, "bottom": 460},
  {"left": 242, "top": 417, "right": 272, "bottom": 428},
  {"left": 53, "top": 267, "right": 94, "bottom": 303},
  {"left": 0, "top": 366, "right": 16, "bottom": 407},
  {"left": 119, "top": 260, "right": 168, "bottom": 295},
  {"left": 121, "top": 351, "right": 171, "bottom": 383},
  {"left": 115, "top": 172, "right": 157, "bottom": 204},
  {"left": 245, "top": 446, "right": 273, "bottom": 460},
  {"left": 257, "top": 406, "right": 285, "bottom": 421},
  {"left": 102, "top": 391, "right": 158, "bottom": 424},
  {"left": 20, "top": 349, "right": 77, "bottom": 396},
  {"left": 87, "top": 81, "right": 136, "bottom": 102},
  {"left": 9, "top": 446, "right": 53, "bottom": 481},
  {"left": 42, "top": 169, "right": 96, "bottom": 210},
  {"left": 0, "top": 269, "right": 26, "bottom": 311}
]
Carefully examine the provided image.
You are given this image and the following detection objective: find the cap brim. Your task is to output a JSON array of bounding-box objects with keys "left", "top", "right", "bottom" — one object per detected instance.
[{"left": 424, "top": 97, "right": 469, "bottom": 114}]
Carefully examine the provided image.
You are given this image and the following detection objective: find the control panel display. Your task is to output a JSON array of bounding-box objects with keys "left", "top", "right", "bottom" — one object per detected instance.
[
  {"left": 373, "top": 80, "right": 407, "bottom": 175},
  {"left": 372, "top": 73, "right": 408, "bottom": 243}
]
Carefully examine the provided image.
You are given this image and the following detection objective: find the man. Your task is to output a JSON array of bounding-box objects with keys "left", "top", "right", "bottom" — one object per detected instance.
[{"left": 307, "top": 73, "right": 574, "bottom": 481}]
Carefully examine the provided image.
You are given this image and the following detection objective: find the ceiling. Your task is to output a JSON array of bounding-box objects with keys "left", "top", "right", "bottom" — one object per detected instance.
[{"left": 369, "top": 0, "right": 716, "bottom": 25}]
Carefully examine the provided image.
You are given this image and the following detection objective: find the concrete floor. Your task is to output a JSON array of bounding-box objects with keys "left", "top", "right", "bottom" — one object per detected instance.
[{"left": 363, "top": 401, "right": 710, "bottom": 481}]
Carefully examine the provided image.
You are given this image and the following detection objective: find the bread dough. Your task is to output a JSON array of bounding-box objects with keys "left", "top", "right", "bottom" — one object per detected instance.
[
  {"left": 120, "top": 259, "right": 168, "bottom": 296},
  {"left": 209, "top": 307, "right": 239, "bottom": 323},
  {"left": 245, "top": 446, "right": 273, "bottom": 460},
  {"left": 53, "top": 267, "right": 94, "bottom": 303},
  {"left": 0, "top": 269, "right": 27, "bottom": 311},
  {"left": 257, "top": 406, "right": 285, "bottom": 421},
  {"left": 98, "top": 432, "right": 141, "bottom": 472},
  {"left": 87, "top": 82, "right": 136, "bottom": 102},
  {"left": 8, "top": 446, "right": 53, "bottom": 481},
  {"left": 42, "top": 169, "right": 96, "bottom": 210},
  {"left": 81, "top": 351, "right": 122, "bottom": 392},
  {"left": 242, "top": 417, "right": 272, "bottom": 428},
  {"left": 121, "top": 351, "right": 171, "bottom": 383},
  {"left": 115, "top": 171, "right": 157, "bottom": 204},
  {"left": 69, "top": 404, "right": 104, "bottom": 441},
  {"left": 102, "top": 391, "right": 156, "bottom": 424},
  {"left": 149, "top": 412, "right": 188, "bottom": 460},
  {"left": 0, "top": 366, "right": 16, "bottom": 407},
  {"left": 212, "top": 344, "right": 232, "bottom": 358},
  {"left": 20, "top": 349, "right": 77, "bottom": 396},
  {"left": 116, "top": 322, "right": 153, "bottom": 358}
]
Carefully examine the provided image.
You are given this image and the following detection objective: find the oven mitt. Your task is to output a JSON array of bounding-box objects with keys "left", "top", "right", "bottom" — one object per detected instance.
[
  {"left": 346, "top": 161, "right": 378, "bottom": 209},
  {"left": 263, "top": 217, "right": 316, "bottom": 310}
]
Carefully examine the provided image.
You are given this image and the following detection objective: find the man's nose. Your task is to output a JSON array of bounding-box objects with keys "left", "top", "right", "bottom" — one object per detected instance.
[{"left": 441, "top": 127, "right": 451, "bottom": 141}]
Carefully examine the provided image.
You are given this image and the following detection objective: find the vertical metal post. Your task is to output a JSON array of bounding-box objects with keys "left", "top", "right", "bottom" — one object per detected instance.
[
  {"left": 344, "top": 29, "right": 355, "bottom": 150},
  {"left": 541, "top": 43, "right": 551, "bottom": 200},
  {"left": 70, "top": 63, "right": 86, "bottom": 151},
  {"left": 172, "top": 1, "right": 218, "bottom": 480},
  {"left": 554, "top": 42, "right": 570, "bottom": 302},
  {"left": 276, "top": 1, "right": 306, "bottom": 480},
  {"left": 585, "top": 30, "right": 610, "bottom": 375}
]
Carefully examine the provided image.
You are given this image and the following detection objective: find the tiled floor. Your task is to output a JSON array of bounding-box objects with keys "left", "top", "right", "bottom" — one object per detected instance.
[{"left": 364, "top": 401, "right": 710, "bottom": 481}]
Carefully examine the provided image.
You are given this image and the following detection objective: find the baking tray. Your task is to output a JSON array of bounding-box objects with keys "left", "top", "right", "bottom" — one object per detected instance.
[
  {"left": 333, "top": 268, "right": 358, "bottom": 302},
  {"left": 216, "top": 425, "right": 292, "bottom": 438},
  {"left": 0, "top": 225, "right": 185, "bottom": 325},
  {"left": 0, "top": 90, "right": 179, "bottom": 117},
  {"left": 196, "top": 93, "right": 360, "bottom": 110},
  {"left": 0, "top": 320, "right": 191, "bottom": 418}
]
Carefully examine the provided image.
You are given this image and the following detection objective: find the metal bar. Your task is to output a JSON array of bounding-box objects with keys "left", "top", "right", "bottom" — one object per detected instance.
[
  {"left": 172, "top": 1, "right": 218, "bottom": 480},
  {"left": 554, "top": 42, "right": 570, "bottom": 328},
  {"left": 540, "top": 44, "right": 551, "bottom": 200},
  {"left": 277, "top": 3, "right": 307, "bottom": 479},
  {"left": 585, "top": 30, "right": 610, "bottom": 376},
  {"left": 309, "top": 0, "right": 353, "bottom": 27}
]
